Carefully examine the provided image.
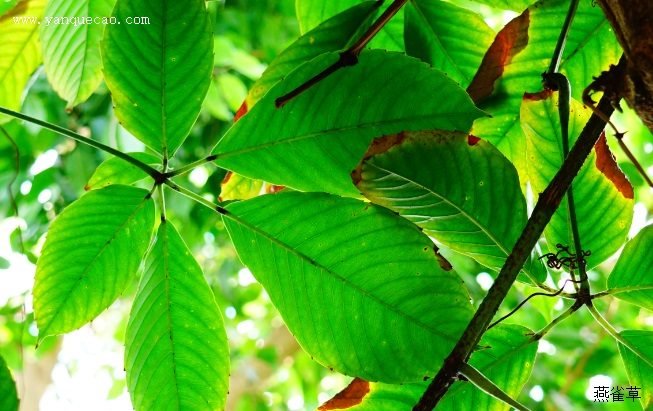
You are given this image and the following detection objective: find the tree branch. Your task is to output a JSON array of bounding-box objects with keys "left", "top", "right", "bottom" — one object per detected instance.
[{"left": 412, "top": 93, "right": 615, "bottom": 411}]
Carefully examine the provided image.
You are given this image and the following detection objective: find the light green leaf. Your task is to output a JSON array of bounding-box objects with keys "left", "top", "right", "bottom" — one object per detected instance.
[
  {"left": 244, "top": 1, "right": 381, "bottom": 111},
  {"left": 405, "top": 0, "right": 494, "bottom": 88},
  {"left": 40, "top": 0, "right": 115, "bottom": 108},
  {"left": 0, "top": 0, "right": 19, "bottom": 17},
  {"left": 212, "top": 50, "right": 485, "bottom": 197},
  {"left": 607, "top": 224, "right": 653, "bottom": 311},
  {"left": 101, "top": 0, "right": 213, "bottom": 157},
  {"left": 0, "top": 0, "right": 46, "bottom": 124},
  {"left": 319, "top": 324, "right": 537, "bottom": 410},
  {"left": 0, "top": 355, "right": 18, "bottom": 411},
  {"left": 219, "top": 172, "right": 263, "bottom": 202},
  {"left": 295, "top": 0, "right": 404, "bottom": 51},
  {"left": 354, "top": 130, "right": 546, "bottom": 282},
  {"left": 618, "top": 331, "right": 653, "bottom": 410},
  {"left": 126, "top": 221, "right": 229, "bottom": 411},
  {"left": 34, "top": 185, "right": 155, "bottom": 341},
  {"left": 521, "top": 91, "right": 633, "bottom": 268},
  {"left": 85, "top": 152, "right": 162, "bottom": 191},
  {"left": 470, "top": 0, "right": 621, "bottom": 181},
  {"left": 224, "top": 191, "right": 473, "bottom": 383}
]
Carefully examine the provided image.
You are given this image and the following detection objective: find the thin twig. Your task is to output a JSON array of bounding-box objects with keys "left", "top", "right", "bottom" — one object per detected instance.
[
  {"left": 487, "top": 279, "right": 581, "bottom": 330},
  {"left": 274, "top": 0, "right": 408, "bottom": 108}
]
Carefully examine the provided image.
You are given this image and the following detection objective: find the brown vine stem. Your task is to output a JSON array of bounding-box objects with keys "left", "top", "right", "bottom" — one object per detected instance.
[
  {"left": 274, "top": 0, "right": 408, "bottom": 108},
  {"left": 412, "top": 93, "right": 615, "bottom": 411}
]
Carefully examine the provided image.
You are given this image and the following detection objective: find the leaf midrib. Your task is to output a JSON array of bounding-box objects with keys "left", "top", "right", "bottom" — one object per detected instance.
[{"left": 223, "top": 208, "right": 471, "bottom": 343}]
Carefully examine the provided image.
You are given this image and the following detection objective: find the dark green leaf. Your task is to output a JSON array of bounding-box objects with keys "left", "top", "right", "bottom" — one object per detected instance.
[
  {"left": 126, "top": 221, "right": 229, "bottom": 411},
  {"left": 101, "top": 0, "right": 213, "bottom": 157},
  {"left": 34, "top": 185, "right": 155, "bottom": 341},
  {"left": 213, "top": 50, "right": 485, "bottom": 196},
  {"left": 224, "top": 191, "right": 473, "bottom": 383},
  {"left": 0, "top": 355, "right": 18, "bottom": 411}
]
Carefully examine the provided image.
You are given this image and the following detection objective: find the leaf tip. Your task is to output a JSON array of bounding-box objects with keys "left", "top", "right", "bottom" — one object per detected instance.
[{"left": 595, "top": 132, "right": 634, "bottom": 199}]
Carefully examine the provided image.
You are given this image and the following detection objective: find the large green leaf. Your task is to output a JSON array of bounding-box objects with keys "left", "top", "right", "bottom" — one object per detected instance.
[
  {"left": 319, "top": 324, "right": 537, "bottom": 410},
  {"left": 126, "top": 221, "right": 229, "bottom": 411},
  {"left": 0, "top": 0, "right": 46, "bottom": 124},
  {"left": 0, "top": 0, "right": 20, "bottom": 17},
  {"left": 100, "top": 0, "right": 213, "bottom": 157},
  {"left": 469, "top": 0, "right": 621, "bottom": 181},
  {"left": 0, "top": 355, "right": 18, "bottom": 411},
  {"left": 295, "top": 0, "right": 404, "bottom": 51},
  {"left": 212, "top": 50, "right": 485, "bottom": 197},
  {"left": 607, "top": 224, "right": 653, "bottom": 311},
  {"left": 243, "top": 1, "right": 380, "bottom": 113},
  {"left": 223, "top": 191, "right": 473, "bottom": 383},
  {"left": 40, "top": 0, "right": 115, "bottom": 108},
  {"left": 521, "top": 91, "right": 633, "bottom": 268},
  {"left": 618, "top": 331, "right": 653, "bottom": 410},
  {"left": 34, "top": 185, "right": 155, "bottom": 341},
  {"left": 405, "top": 0, "right": 494, "bottom": 89},
  {"left": 353, "top": 130, "right": 545, "bottom": 282},
  {"left": 85, "top": 152, "right": 162, "bottom": 191}
]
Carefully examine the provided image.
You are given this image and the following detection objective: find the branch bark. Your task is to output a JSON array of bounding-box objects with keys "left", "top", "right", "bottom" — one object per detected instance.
[
  {"left": 413, "top": 93, "right": 615, "bottom": 410},
  {"left": 597, "top": 0, "right": 653, "bottom": 133}
]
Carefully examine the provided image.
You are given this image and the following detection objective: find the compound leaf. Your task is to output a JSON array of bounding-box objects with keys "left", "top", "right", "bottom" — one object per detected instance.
[
  {"left": 223, "top": 191, "right": 473, "bottom": 383},
  {"left": 34, "top": 185, "right": 155, "bottom": 342}
]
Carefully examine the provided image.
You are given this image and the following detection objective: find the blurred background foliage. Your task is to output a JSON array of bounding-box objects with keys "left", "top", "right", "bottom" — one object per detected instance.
[{"left": 0, "top": 0, "right": 652, "bottom": 410}]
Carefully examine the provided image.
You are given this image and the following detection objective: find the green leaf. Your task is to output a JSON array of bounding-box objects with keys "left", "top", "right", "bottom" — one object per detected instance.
[
  {"left": 100, "top": 0, "right": 213, "bottom": 158},
  {"left": 34, "top": 185, "right": 155, "bottom": 341},
  {"left": 295, "top": 0, "right": 404, "bottom": 51},
  {"left": 40, "top": 0, "right": 115, "bottom": 108},
  {"left": 521, "top": 91, "right": 633, "bottom": 268},
  {"left": 0, "top": 0, "right": 46, "bottom": 124},
  {"left": 223, "top": 191, "right": 473, "bottom": 383},
  {"left": 85, "top": 152, "right": 162, "bottom": 191},
  {"left": 126, "top": 221, "right": 229, "bottom": 411},
  {"left": 0, "top": 0, "right": 19, "bottom": 17},
  {"left": 212, "top": 50, "right": 485, "bottom": 197},
  {"left": 470, "top": 0, "right": 621, "bottom": 181},
  {"left": 618, "top": 331, "right": 653, "bottom": 410},
  {"left": 319, "top": 324, "right": 537, "bottom": 410},
  {"left": 244, "top": 1, "right": 381, "bottom": 112},
  {"left": 405, "top": 0, "right": 494, "bottom": 89},
  {"left": 607, "top": 224, "right": 653, "bottom": 311},
  {"left": 0, "top": 355, "right": 18, "bottom": 411},
  {"left": 353, "top": 130, "right": 546, "bottom": 282}
]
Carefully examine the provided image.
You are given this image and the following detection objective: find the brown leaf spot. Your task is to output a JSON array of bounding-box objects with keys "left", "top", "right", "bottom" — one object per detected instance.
[
  {"left": 84, "top": 184, "right": 91, "bottom": 191},
  {"left": 467, "top": 10, "right": 530, "bottom": 103},
  {"left": 218, "top": 171, "right": 234, "bottom": 202},
  {"left": 467, "top": 135, "right": 481, "bottom": 146},
  {"left": 523, "top": 89, "right": 553, "bottom": 102},
  {"left": 351, "top": 132, "right": 408, "bottom": 186},
  {"left": 434, "top": 246, "right": 453, "bottom": 271},
  {"left": 595, "top": 132, "right": 634, "bottom": 199},
  {"left": 265, "top": 184, "right": 286, "bottom": 194},
  {"left": 318, "top": 378, "right": 370, "bottom": 410},
  {"left": 234, "top": 100, "right": 248, "bottom": 123}
]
